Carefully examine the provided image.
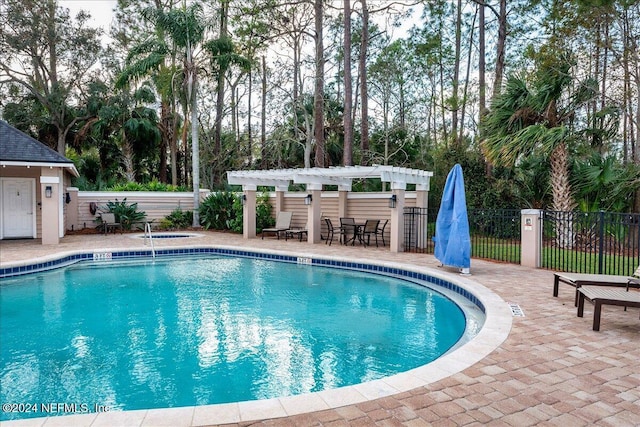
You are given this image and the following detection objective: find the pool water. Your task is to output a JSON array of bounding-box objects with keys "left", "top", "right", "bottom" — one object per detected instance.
[{"left": 0, "top": 256, "right": 466, "bottom": 420}]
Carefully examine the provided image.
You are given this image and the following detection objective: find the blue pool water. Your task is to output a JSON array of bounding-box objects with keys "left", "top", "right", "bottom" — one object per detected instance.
[{"left": 0, "top": 256, "right": 467, "bottom": 421}]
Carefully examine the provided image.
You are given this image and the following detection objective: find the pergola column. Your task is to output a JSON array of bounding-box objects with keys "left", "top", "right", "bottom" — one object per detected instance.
[
  {"left": 415, "top": 183, "right": 429, "bottom": 249},
  {"left": 274, "top": 185, "right": 287, "bottom": 213},
  {"left": 390, "top": 184, "right": 406, "bottom": 253},
  {"left": 337, "top": 184, "right": 350, "bottom": 220},
  {"left": 242, "top": 185, "right": 257, "bottom": 239},
  {"left": 307, "top": 184, "right": 322, "bottom": 243}
]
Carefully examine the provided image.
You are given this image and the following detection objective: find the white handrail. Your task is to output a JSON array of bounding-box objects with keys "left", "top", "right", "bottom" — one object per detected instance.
[{"left": 144, "top": 222, "right": 155, "bottom": 258}]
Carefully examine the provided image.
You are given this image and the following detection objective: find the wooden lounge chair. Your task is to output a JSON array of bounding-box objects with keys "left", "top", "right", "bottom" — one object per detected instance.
[
  {"left": 553, "top": 266, "right": 640, "bottom": 306},
  {"left": 577, "top": 286, "right": 640, "bottom": 331},
  {"left": 261, "top": 211, "right": 292, "bottom": 240}
]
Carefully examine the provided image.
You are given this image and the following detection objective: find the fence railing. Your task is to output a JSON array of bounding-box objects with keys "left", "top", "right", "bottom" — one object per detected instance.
[
  {"left": 541, "top": 211, "right": 640, "bottom": 276},
  {"left": 403, "top": 208, "right": 521, "bottom": 264}
]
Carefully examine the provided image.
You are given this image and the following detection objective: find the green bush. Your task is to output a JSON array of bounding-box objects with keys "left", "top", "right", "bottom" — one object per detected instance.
[
  {"left": 101, "top": 198, "right": 147, "bottom": 230},
  {"left": 159, "top": 208, "right": 193, "bottom": 230},
  {"left": 108, "top": 179, "right": 188, "bottom": 192},
  {"left": 199, "top": 191, "right": 273, "bottom": 233},
  {"left": 199, "top": 192, "right": 238, "bottom": 230}
]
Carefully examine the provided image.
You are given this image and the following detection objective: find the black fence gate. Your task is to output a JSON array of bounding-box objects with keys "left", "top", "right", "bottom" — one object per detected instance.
[
  {"left": 403, "top": 208, "right": 521, "bottom": 264},
  {"left": 541, "top": 211, "right": 640, "bottom": 276}
]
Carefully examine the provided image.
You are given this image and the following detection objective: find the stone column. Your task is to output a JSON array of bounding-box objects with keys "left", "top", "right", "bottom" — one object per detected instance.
[
  {"left": 390, "top": 185, "right": 406, "bottom": 253},
  {"left": 521, "top": 209, "right": 542, "bottom": 268},
  {"left": 243, "top": 186, "right": 257, "bottom": 239},
  {"left": 307, "top": 184, "right": 322, "bottom": 243}
]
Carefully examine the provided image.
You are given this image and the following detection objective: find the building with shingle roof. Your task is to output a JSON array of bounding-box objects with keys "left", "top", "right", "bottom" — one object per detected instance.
[{"left": 1, "top": 120, "right": 78, "bottom": 244}]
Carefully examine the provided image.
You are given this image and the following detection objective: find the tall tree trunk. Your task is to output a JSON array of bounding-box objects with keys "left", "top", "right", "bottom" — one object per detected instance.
[
  {"left": 451, "top": 0, "right": 462, "bottom": 145},
  {"left": 191, "top": 92, "right": 199, "bottom": 226},
  {"left": 261, "top": 56, "right": 267, "bottom": 168},
  {"left": 359, "top": 0, "right": 369, "bottom": 165},
  {"left": 247, "top": 69, "right": 253, "bottom": 161},
  {"left": 459, "top": 6, "right": 477, "bottom": 143},
  {"left": 492, "top": 0, "right": 507, "bottom": 99},
  {"left": 213, "top": 0, "right": 229, "bottom": 185},
  {"left": 158, "top": 102, "right": 170, "bottom": 183},
  {"left": 313, "top": 0, "right": 325, "bottom": 168},
  {"left": 343, "top": 0, "right": 353, "bottom": 166},
  {"left": 478, "top": 0, "right": 486, "bottom": 117},
  {"left": 550, "top": 142, "right": 576, "bottom": 248}
]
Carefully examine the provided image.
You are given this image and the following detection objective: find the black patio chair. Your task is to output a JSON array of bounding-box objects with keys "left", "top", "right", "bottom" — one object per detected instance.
[
  {"left": 324, "top": 217, "right": 336, "bottom": 245},
  {"left": 375, "top": 219, "right": 389, "bottom": 246}
]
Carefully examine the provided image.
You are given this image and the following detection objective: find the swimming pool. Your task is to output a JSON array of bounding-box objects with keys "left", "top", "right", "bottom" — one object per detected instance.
[{"left": 0, "top": 247, "right": 504, "bottom": 426}]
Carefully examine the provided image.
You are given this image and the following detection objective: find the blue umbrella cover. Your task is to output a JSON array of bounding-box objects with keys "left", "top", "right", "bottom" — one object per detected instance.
[{"left": 434, "top": 164, "right": 471, "bottom": 271}]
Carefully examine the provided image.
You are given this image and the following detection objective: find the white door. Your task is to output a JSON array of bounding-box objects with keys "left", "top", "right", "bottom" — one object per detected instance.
[{"left": 2, "top": 179, "right": 35, "bottom": 238}]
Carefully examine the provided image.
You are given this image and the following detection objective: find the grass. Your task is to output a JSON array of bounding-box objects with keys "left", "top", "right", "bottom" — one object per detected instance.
[{"left": 541, "top": 248, "right": 638, "bottom": 276}]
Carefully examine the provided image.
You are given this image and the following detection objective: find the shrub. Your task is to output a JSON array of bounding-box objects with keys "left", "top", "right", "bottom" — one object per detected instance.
[
  {"left": 199, "top": 191, "right": 273, "bottom": 233},
  {"left": 160, "top": 209, "right": 193, "bottom": 230},
  {"left": 101, "top": 198, "right": 147, "bottom": 230},
  {"left": 108, "top": 179, "right": 188, "bottom": 192},
  {"left": 199, "top": 192, "right": 237, "bottom": 230}
]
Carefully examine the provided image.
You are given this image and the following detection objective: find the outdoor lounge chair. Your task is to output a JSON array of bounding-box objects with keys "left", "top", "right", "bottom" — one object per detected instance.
[
  {"left": 553, "top": 266, "right": 640, "bottom": 306},
  {"left": 261, "top": 211, "right": 293, "bottom": 240},
  {"left": 577, "top": 285, "right": 640, "bottom": 331}
]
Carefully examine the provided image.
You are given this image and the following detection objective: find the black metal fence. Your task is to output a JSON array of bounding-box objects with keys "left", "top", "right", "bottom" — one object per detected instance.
[
  {"left": 541, "top": 211, "right": 640, "bottom": 276},
  {"left": 403, "top": 208, "right": 521, "bottom": 264}
]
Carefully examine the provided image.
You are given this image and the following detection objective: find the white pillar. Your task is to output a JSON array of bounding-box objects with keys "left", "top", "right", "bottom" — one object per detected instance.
[
  {"left": 274, "top": 185, "right": 287, "bottom": 213},
  {"left": 307, "top": 184, "right": 322, "bottom": 243},
  {"left": 390, "top": 184, "right": 406, "bottom": 253},
  {"left": 521, "top": 209, "right": 542, "bottom": 268},
  {"left": 40, "top": 171, "right": 60, "bottom": 245},
  {"left": 243, "top": 186, "right": 257, "bottom": 239}
]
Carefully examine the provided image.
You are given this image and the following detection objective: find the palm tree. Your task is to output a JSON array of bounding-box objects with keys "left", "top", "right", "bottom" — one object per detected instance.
[
  {"left": 77, "top": 83, "right": 161, "bottom": 182},
  {"left": 118, "top": 2, "right": 206, "bottom": 226},
  {"left": 481, "top": 49, "right": 598, "bottom": 247}
]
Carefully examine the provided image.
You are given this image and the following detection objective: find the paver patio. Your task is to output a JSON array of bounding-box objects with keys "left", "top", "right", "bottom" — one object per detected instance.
[{"left": 1, "top": 231, "right": 638, "bottom": 426}]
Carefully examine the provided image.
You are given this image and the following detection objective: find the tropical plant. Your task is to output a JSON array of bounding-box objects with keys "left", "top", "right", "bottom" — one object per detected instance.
[
  {"left": 159, "top": 208, "right": 194, "bottom": 230},
  {"left": 100, "top": 198, "right": 147, "bottom": 230},
  {"left": 481, "top": 47, "right": 601, "bottom": 246},
  {"left": 572, "top": 154, "right": 640, "bottom": 213},
  {"left": 199, "top": 191, "right": 237, "bottom": 230}
]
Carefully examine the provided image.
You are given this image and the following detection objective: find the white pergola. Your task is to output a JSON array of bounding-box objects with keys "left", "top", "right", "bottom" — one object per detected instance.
[{"left": 227, "top": 166, "right": 433, "bottom": 252}]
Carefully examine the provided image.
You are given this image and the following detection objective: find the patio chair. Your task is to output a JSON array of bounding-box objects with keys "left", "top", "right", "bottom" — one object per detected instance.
[
  {"left": 360, "top": 219, "right": 381, "bottom": 247},
  {"left": 375, "top": 219, "right": 389, "bottom": 246},
  {"left": 553, "top": 265, "right": 640, "bottom": 306},
  {"left": 339, "top": 217, "right": 356, "bottom": 245},
  {"left": 324, "top": 217, "right": 336, "bottom": 245},
  {"left": 100, "top": 213, "right": 122, "bottom": 234},
  {"left": 261, "top": 211, "right": 293, "bottom": 240}
]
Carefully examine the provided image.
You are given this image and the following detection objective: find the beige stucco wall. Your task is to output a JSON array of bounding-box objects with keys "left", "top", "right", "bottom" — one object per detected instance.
[
  {"left": 0, "top": 165, "right": 74, "bottom": 242},
  {"left": 1, "top": 166, "right": 42, "bottom": 238},
  {"left": 70, "top": 190, "right": 210, "bottom": 231}
]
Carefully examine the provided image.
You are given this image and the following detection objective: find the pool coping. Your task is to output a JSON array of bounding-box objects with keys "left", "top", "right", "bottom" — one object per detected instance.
[{"left": 0, "top": 245, "right": 513, "bottom": 427}]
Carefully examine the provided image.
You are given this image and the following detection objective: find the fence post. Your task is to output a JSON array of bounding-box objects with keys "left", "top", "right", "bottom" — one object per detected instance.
[
  {"left": 521, "top": 209, "right": 542, "bottom": 268},
  {"left": 598, "top": 210, "right": 605, "bottom": 274}
]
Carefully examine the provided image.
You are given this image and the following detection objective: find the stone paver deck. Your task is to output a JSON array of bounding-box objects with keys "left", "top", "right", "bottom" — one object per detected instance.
[{"left": 1, "top": 232, "right": 639, "bottom": 426}]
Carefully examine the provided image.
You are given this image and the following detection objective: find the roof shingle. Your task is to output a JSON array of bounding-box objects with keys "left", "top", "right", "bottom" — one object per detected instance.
[{"left": 0, "top": 120, "right": 73, "bottom": 164}]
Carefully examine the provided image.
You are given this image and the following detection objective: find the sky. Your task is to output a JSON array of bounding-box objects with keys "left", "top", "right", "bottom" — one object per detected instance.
[
  {"left": 58, "top": 0, "right": 421, "bottom": 41},
  {"left": 59, "top": 0, "right": 118, "bottom": 30}
]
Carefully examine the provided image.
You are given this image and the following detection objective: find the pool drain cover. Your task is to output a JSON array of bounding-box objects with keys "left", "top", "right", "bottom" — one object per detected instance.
[{"left": 508, "top": 303, "right": 525, "bottom": 317}]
